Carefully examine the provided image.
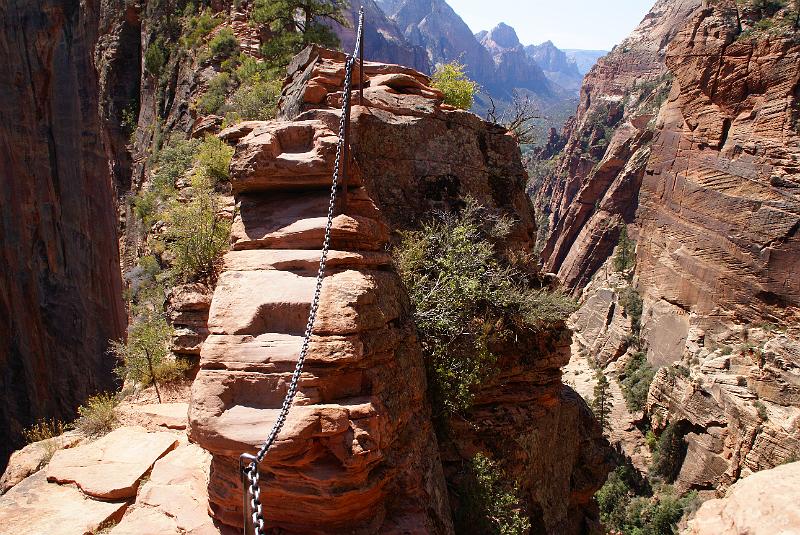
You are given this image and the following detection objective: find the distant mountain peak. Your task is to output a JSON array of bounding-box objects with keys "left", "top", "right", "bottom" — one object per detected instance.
[{"left": 485, "top": 22, "right": 521, "bottom": 49}]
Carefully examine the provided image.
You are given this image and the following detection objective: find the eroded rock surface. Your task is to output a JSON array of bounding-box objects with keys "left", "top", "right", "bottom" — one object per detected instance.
[
  {"left": 685, "top": 461, "right": 800, "bottom": 535},
  {"left": 190, "top": 46, "right": 611, "bottom": 534}
]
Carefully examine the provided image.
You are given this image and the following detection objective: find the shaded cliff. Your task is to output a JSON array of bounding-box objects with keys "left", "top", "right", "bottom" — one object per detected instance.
[{"left": 0, "top": 0, "right": 126, "bottom": 469}]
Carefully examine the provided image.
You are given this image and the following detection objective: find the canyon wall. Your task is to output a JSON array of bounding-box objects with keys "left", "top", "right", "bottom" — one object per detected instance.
[
  {"left": 0, "top": 0, "right": 126, "bottom": 469},
  {"left": 541, "top": 0, "right": 800, "bottom": 498}
]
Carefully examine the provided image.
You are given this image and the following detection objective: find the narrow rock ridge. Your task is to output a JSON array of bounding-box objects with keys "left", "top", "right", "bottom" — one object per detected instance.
[
  {"left": 190, "top": 45, "right": 612, "bottom": 533},
  {"left": 188, "top": 53, "right": 453, "bottom": 533}
]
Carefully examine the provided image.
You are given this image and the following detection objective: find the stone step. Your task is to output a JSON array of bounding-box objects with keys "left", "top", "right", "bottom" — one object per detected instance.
[
  {"left": 222, "top": 249, "right": 392, "bottom": 272},
  {"left": 200, "top": 332, "right": 371, "bottom": 372},
  {"left": 227, "top": 120, "right": 366, "bottom": 193},
  {"left": 208, "top": 269, "right": 391, "bottom": 337},
  {"left": 231, "top": 189, "right": 388, "bottom": 251},
  {"left": 189, "top": 395, "right": 374, "bottom": 457}
]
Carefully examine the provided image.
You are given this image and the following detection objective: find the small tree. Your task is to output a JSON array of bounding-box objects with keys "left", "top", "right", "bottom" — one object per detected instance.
[
  {"left": 486, "top": 91, "right": 540, "bottom": 144},
  {"left": 613, "top": 225, "right": 636, "bottom": 272},
  {"left": 252, "top": 0, "right": 348, "bottom": 68},
  {"left": 592, "top": 370, "right": 613, "bottom": 434},
  {"left": 110, "top": 309, "right": 174, "bottom": 403},
  {"left": 431, "top": 61, "right": 479, "bottom": 110}
]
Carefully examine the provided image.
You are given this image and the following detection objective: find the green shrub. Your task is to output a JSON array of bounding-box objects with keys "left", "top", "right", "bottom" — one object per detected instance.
[
  {"left": 431, "top": 61, "right": 479, "bottom": 110},
  {"left": 208, "top": 27, "right": 239, "bottom": 59},
  {"left": 182, "top": 8, "right": 221, "bottom": 49},
  {"left": 620, "top": 351, "right": 655, "bottom": 412},
  {"left": 229, "top": 78, "right": 282, "bottom": 121},
  {"left": 395, "top": 199, "right": 576, "bottom": 414},
  {"left": 651, "top": 422, "right": 687, "bottom": 482},
  {"left": 152, "top": 137, "right": 200, "bottom": 192},
  {"left": 75, "top": 393, "right": 119, "bottom": 437},
  {"left": 614, "top": 225, "right": 636, "bottom": 272},
  {"left": 144, "top": 39, "right": 167, "bottom": 76},
  {"left": 198, "top": 72, "right": 231, "bottom": 115},
  {"left": 163, "top": 177, "right": 231, "bottom": 282},
  {"left": 455, "top": 453, "right": 531, "bottom": 535},
  {"left": 197, "top": 135, "right": 233, "bottom": 184}
]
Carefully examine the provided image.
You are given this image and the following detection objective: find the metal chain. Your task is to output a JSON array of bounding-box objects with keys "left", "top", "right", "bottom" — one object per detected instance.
[{"left": 240, "top": 7, "right": 365, "bottom": 535}]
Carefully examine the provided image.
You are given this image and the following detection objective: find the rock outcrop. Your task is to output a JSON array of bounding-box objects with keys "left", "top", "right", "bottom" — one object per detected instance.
[
  {"left": 0, "top": 0, "right": 127, "bottom": 471},
  {"left": 478, "top": 23, "right": 556, "bottom": 98},
  {"left": 187, "top": 45, "right": 611, "bottom": 533},
  {"left": 686, "top": 461, "right": 800, "bottom": 535},
  {"left": 545, "top": 0, "right": 800, "bottom": 502},
  {"left": 527, "top": 40, "right": 584, "bottom": 95}
]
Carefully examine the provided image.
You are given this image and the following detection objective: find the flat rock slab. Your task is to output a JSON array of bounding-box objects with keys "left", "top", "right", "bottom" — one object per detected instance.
[
  {"left": 47, "top": 426, "right": 179, "bottom": 499},
  {"left": 111, "top": 444, "right": 230, "bottom": 535},
  {"left": 0, "top": 431, "right": 83, "bottom": 493},
  {"left": 0, "top": 471, "right": 126, "bottom": 534},
  {"left": 119, "top": 402, "right": 189, "bottom": 430}
]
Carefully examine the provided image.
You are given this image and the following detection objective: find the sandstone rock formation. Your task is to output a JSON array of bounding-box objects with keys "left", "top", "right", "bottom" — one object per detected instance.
[
  {"left": 543, "top": 0, "right": 800, "bottom": 504},
  {"left": 0, "top": 406, "right": 228, "bottom": 535},
  {"left": 535, "top": 0, "right": 702, "bottom": 292},
  {"left": 187, "top": 45, "right": 611, "bottom": 533},
  {"left": 527, "top": 41, "right": 584, "bottom": 95},
  {"left": 478, "top": 23, "right": 556, "bottom": 98},
  {"left": 0, "top": 0, "right": 127, "bottom": 471},
  {"left": 685, "top": 461, "right": 800, "bottom": 535}
]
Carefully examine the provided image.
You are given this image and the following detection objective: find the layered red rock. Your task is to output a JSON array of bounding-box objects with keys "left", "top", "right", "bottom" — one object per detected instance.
[
  {"left": 0, "top": 0, "right": 127, "bottom": 471},
  {"left": 230, "top": 46, "right": 612, "bottom": 533},
  {"left": 535, "top": 0, "right": 702, "bottom": 291},
  {"left": 189, "top": 56, "right": 454, "bottom": 532}
]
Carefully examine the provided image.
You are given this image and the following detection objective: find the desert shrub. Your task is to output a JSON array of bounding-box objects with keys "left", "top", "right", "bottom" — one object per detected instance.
[
  {"left": 614, "top": 225, "right": 636, "bottom": 272},
  {"left": 197, "top": 135, "right": 233, "bottom": 184},
  {"left": 620, "top": 351, "right": 656, "bottom": 412},
  {"left": 395, "top": 198, "right": 576, "bottom": 414},
  {"left": 753, "top": 400, "right": 769, "bottom": 421},
  {"left": 182, "top": 8, "right": 221, "bottom": 49},
  {"left": 75, "top": 393, "right": 119, "bottom": 437},
  {"left": 198, "top": 72, "right": 231, "bottom": 115},
  {"left": 23, "top": 418, "right": 68, "bottom": 443},
  {"left": 163, "top": 177, "right": 231, "bottom": 282},
  {"left": 432, "top": 61, "right": 479, "bottom": 110},
  {"left": 208, "top": 27, "right": 239, "bottom": 58},
  {"left": 229, "top": 77, "right": 282, "bottom": 121},
  {"left": 152, "top": 137, "right": 200, "bottom": 192},
  {"left": 454, "top": 453, "right": 531, "bottom": 535}
]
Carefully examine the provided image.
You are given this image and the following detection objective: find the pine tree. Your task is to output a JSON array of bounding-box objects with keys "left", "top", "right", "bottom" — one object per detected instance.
[
  {"left": 592, "top": 370, "right": 613, "bottom": 434},
  {"left": 251, "top": 0, "right": 348, "bottom": 68}
]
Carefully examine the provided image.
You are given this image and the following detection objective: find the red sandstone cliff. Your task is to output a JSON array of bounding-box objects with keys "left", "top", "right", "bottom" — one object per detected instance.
[
  {"left": 544, "top": 0, "right": 800, "bottom": 499},
  {"left": 0, "top": 0, "right": 126, "bottom": 470}
]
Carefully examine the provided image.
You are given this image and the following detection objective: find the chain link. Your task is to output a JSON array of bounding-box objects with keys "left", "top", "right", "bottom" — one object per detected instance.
[{"left": 240, "top": 7, "right": 366, "bottom": 535}]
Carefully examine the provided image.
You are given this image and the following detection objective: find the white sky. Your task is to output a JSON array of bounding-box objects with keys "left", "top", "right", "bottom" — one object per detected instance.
[{"left": 446, "top": 0, "right": 656, "bottom": 50}]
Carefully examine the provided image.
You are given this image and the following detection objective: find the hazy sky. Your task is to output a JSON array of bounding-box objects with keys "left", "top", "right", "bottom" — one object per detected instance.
[{"left": 446, "top": 0, "right": 656, "bottom": 50}]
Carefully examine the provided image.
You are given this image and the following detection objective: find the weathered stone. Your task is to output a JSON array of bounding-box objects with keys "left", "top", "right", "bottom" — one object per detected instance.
[
  {"left": 117, "top": 402, "right": 189, "bottom": 430},
  {"left": 47, "top": 427, "right": 179, "bottom": 499},
  {"left": 0, "top": 432, "right": 82, "bottom": 494},
  {"left": 686, "top": 461, "right": 800, "bottom": 535},
  {"left": 111, "top": 444, "right": 227, "bottom": 535},
  {"left": 0, "top": 471, "right": 127, "bottom": 534}
]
